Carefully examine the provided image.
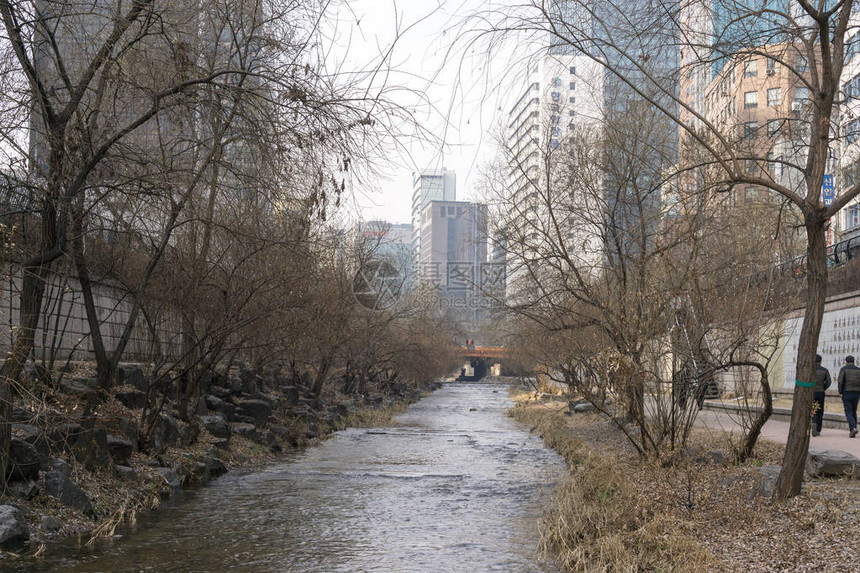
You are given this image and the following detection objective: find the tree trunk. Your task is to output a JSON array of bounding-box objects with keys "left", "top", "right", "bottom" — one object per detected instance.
[
  {"left": 775, "top": 219, "right": 827, "bottom": 499},
  {"left": 737, "top": 363, "right": 772, "bottom": 463}
]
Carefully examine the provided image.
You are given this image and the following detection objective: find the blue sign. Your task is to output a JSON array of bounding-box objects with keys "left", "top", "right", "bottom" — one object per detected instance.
[{"left": 823, "top": 174, "right": 835, "bottom": 206}]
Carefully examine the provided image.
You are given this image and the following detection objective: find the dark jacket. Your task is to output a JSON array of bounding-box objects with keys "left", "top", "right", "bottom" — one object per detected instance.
[
  {"left": 838, "top": 363, "right": 860, "bottom": 394},
  {"left": 814, "top": 365, "right": 832, "bottom": 393}
]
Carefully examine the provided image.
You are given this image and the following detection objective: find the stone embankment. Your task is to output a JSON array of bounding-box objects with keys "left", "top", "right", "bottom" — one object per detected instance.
[{"left": 0, "top": 363, "right": 437, "bottom": 554}]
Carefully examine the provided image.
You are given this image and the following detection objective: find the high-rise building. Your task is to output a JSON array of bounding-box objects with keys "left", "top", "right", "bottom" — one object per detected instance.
[
  {"left": 418, "top": 200, "right": 488, "bottom": 332},
  {"left": 411, "top": 168, "right": 456, "bottom": 270},
  {"left": 504, "top": 0, "right": 679, "bottom": 298},
  {"left": 838, "top": 16, "right": 860, "bottom": 243}
]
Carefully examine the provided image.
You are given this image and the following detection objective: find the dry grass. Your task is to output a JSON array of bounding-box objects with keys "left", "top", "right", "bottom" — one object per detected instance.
[
  {"left": 509, "top": 392, "right": 860, "bottom": 572},
  {"left": 341, "top": 403, "right": 409, "bottom": 429}
]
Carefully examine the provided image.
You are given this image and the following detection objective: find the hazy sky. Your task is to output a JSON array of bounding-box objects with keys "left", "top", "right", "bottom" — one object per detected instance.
[{"left": 327, "top": 0, "right": 517, "bottom": 225}]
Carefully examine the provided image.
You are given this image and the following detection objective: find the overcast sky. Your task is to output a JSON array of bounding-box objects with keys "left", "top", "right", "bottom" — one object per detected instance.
[{"left": 326, "top": 0, "right": 519, "bottom": 225}]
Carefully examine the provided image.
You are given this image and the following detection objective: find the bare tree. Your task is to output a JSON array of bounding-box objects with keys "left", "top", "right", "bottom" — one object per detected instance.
[
  {"left": 469, "top": 0, "right": 859, "bottom": 498},
  {"left": 0, "top": 0, "right": 408, "bottom": 484}
]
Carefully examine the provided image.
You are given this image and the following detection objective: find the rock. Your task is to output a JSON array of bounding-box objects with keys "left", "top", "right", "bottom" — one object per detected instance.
[
  {"left": 204, "top": 457, "right": 228, "bottom": 478},
  {"left": 146, "top": 413, "right": 183, "bottom": 452},
  {"left": 40, "top": 515, "right": 61, "bottom": 533},
  {"left": 181, "top": 461, "right": 210, "bottom": 485},
  {"left": 74, "top": 427, "right": 111, "bottom": 470},
  {"left": 200, "top": 415, "right": 230, "bottom": 439},
  {"left": 49, "top": 423, "right": 86, "bottom": 451},
  {"left": 573, "top": 402, "right": 594, "bottom": 413},
  {"left": 7, "top": 480, "right": 38, "bottom": 500},
  {"left": 237, "top": 367, "right": 261, "bottom": 395},
  {"left": 115, "top": 390, "right": 147, "bottom": 410},
  {"left": 747, "top": 465, "right": 781, "bottom": 499},
  {"left": 205, "top": 395, "right": 236, "bottom": 422},
  {"left": 8, "top": 438, "right": 41, "bottom": 481},
  {"left": 13, "top": 424, "right": 50, "bottom": 470},
  {"left": 115, "top": 466, "right": 137, "bottom": 482},
  {"left": 236, "top": 399, "right": 271, "bottom": 426},
  {"left": 59, "top": 378, "right": 95, "bottom": 399},
  {"left": 211, "top": 439, "right": 230, "bottom": 451},
  {"left": 118, "top": 364, "right": 147, "bottom": 392},
  {"left": 156, "top": 467, "right": 182, "bottom": 490},
  {"left": 106, "top": 435, "right": 134, "bottom": 466},
  {"left": 114, "top": 417, "right": 139, "bottom": 451},
  {"left": 281, "top": 386, "right": 301, "bottom": 407},
  {"left": 52, "top": 458, "right": 71, "bottom": 477},
  {"left": 11, "top": 405, "right": 34, "bottom": 424},
  {"left": 209, "top": 386, "right": 231, "bottom": 400},
  {"left": 265, "top": 431, "right": 282, "bottom": 453},
  {"left": 194, "top": 396, "right": 208, "bottom": 417},
  {"left": 0, "top": 505, "right": 29, "bottom": 551},
  {"left": 806, "top": 448, "right": 860, "bottom": 479},
  {"left": 232, "top": 414, "right": 256, "bottom": 425},
  {"left": 43, "top": 471, "right": 95, "bottom": 516},
  {"left": 232, "top": 423, "right": 259, "bottom": 441}
]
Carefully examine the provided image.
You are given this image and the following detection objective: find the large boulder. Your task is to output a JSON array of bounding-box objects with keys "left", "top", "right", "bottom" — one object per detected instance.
[
  {"left": 232, "top": 423, "right": 259, "bottom": 442},
  {"left": 146, "top": 413, "right": 182, "bottom": 452},
  {"left": 236, "top": 399, "right": 271, "bottom": 427},
  {"left": 205, "top": 395, "right": 236, "bottom": 422},
  {"left": 49, "top": 423, "right": 86, "bottom": 452},
  {"left": 117, "top": 364, "right": 147, "bottom": 392},
  {"left": 43, "top": 471, "right": 95, "bottom": 516},
  {"left": 115, "top": 390, "right": 147, "bottom": 410},
  {"left": 280, "top": 386, "right": 301, "bottom": 407},
  {"left": 806, "top": 448, "right": 860, "bottom": 479},
  {"left": 747, "top": 465, "right": 781, "bottom": 499},
  {"left": 200, "top": 415, "right": 230, "bottom": 440},
  {"left": 8, "top": 438, "right": 41, "bottom": 481},
  {"left": 13, "top": 424, "right": 50, "bottom": 470},
  {"left": 0, "top": 505, "right": 29, "bottom": 551},
  {"left": 156, "top": 467, "right": 182, "bottom": 490},
  {"left": 73, "top": 427, "right": 111, "bottom": 470},
  {"left": 106, "top": 435, "right": 134, "bottom": 466}
]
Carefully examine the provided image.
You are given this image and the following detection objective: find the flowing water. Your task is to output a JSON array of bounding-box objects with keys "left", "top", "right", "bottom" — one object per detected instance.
[{"left": 14, "top": 382, "right": 564, "bottom": 572}]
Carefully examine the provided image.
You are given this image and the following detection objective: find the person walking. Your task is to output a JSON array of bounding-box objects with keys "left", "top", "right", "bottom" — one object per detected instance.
[
  {"left": 838, "top": 355, "right": 860, "bottom": 438},
  {"left": 812, "top": 354, "right": 831, "bottom": 437}
]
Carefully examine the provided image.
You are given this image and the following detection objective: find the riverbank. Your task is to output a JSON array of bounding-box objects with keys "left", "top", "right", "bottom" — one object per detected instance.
[
  {"left": 508, "top": 388, "right": 860, "bottom": 572},
  {"left": 0, "top": 361, "right": 441, "bottom": 559}
]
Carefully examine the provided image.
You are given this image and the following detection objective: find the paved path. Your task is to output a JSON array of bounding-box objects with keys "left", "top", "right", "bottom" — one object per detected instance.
[{"left": 695, "top": 406, "right": 860, "bottom": 459}]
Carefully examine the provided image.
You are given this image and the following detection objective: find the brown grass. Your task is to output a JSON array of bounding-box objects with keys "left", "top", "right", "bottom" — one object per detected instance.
[{"left": 509, "top": 392, "right": 860, "bottom": 572}]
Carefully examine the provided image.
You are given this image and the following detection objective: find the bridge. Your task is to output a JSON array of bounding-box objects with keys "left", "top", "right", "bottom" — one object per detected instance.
[
  {"left": 456, "top": 345, "right": 508, "bottom": 380},
  {"left": 458, "top": 345, "right": 508, "bottom": 359}
]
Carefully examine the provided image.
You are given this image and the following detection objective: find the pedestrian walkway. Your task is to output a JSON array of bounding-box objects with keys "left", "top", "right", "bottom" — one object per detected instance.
[{"left": 695, "top": 405, "right": 860, "bottom": 459}]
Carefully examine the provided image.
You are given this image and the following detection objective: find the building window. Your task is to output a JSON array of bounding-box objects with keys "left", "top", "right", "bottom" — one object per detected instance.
[
  {"left": 843, "top": 74, "right": 860, "bottom": 98},
  {"left": 848, "top": 36, "right": 860, "bottom": 62},
  {"left": 569, "top": 82, "right": 576, "bottom": 90},
  {"left": 847, "top": 119, "right": 860, "bottom": 144},
  {"left": 796, "top": 54, "right": 809, "bottom": 73},
  {"left": 847, "top": 204, "right": 860, "bottom": 230},
  {"left": 767, "top": 119, "right": 782, "bottom": 136},
  {"left": 767, "top": 87, "right": 782, "bottom": 107},
  {"left": 766, "top": 57, "right": 777, "bottom": 75},
  {"left": 744, "top": 186, "right": 757, "bottom": 202},
  {"left": 569, "top": 96, "right": 576, "bottom": 104},
  {"left": 744, "top": 59, "right": 758, "bottom": 77},
  {"left": 569, "top": 110, "right": 576, "bottom": 117},
  {"left": 743, "top": 121, "right": 759, "bottom": 139},
  {"left": 744, "top": 90, "right": 758, "bottom": 109},
  {"left": 569, "top": 66, "right": 576, "bottom": 74},
  {"left": 795, "top": 86, "right": 810, "bottom": 103},
  {"left": 745, "top": 159, "right": 757, "bottom": 174}
]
